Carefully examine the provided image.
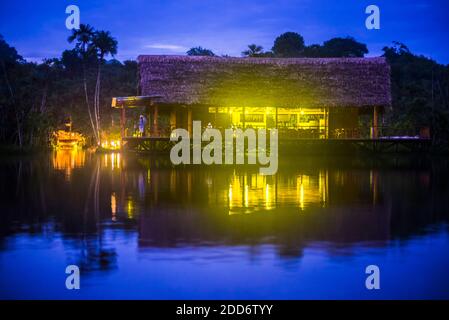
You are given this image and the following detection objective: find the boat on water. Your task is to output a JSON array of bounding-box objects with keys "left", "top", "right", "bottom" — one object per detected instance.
[{"left": 52, "top": 119, "right": 86, "bottom": 149}]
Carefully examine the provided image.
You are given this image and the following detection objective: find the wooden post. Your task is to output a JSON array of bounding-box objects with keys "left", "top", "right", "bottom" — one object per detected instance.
[
  {"left": 275, "top": 106, "right": 278, "bottom": 129},
  {"left": 170, "top": 109, "right": 177, "bottom": 132},
  {"left": 325, "top": 108, "right": 329, "bottom": 139},
  {"left": 153, "top": 105, "right": 159, "bottom": 137},
  {"left": 187, "top": 107, "right": 192, "bottom": 136},
  {"left": 120, "top": 107, "right": 126, "bottom": 139},
  {"left": 373, "top": 106, "right": 378, "bottom": 139},
  {"left": 215, "top": 107, "right": 218, "bottom": 127}
]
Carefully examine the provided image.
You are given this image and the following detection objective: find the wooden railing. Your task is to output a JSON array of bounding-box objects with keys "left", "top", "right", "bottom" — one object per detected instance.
[{"left": 135, "top": 126, "right": 430, "bottom": 140}]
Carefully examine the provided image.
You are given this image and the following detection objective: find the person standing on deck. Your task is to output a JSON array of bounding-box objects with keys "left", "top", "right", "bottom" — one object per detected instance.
[{"left": 138, "top": 114, "right": 147, "bottom": 137}]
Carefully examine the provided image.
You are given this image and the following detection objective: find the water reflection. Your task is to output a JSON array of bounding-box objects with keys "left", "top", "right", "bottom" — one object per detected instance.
[
  {"left": 1, "top": 150, "right": 448, "bottom": 298},
  {"left": 45, "top": 150, "right": 449, "bottom": 250},
  {"left": 52, "top": 149, "right": 86, "bottom": 180}
]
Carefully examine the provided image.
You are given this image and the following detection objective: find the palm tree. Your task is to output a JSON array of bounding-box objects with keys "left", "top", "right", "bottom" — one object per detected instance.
[
  {"left": 67, "top": 24, "right": 98, "bottom": 143},
  {"left": 68, "top": 24, "right": 94, "bottom": 53},
  {"left": 242, "top": 44, "right": 264, "bottom": 57},
  {"left": 91, "top": 31, "right": 118, "bottom": 145}
]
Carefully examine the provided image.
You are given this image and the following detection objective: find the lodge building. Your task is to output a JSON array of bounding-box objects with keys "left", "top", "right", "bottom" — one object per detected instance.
[{"left": 112, "top": 55, "right": 392, "bottom": 141}]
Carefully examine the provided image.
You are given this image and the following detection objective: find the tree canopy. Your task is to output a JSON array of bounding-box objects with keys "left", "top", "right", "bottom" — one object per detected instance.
[
  {"left": 242, "top": 44, "right": 264, "bottom": 57},
  {"left": 186, "top": 46, "right": 215, "bottom": 56},
  {"left": 382, "top": 42, "right": 449, "bottom": 150},
  {"left": 0, "top": 32, "right": 136, "bottom": 149},
  {"left": 272, "top": 32, "right": 305, "bottom": 57},
  {"left": 1, "top": 31, "right": 448, "bottom": 152}
]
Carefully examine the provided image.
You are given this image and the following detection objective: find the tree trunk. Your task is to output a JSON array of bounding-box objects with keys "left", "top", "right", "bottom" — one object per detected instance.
[
  {"left": 15, "top": 110, "right": 23, "bottom": 148},
  {"left": 83, "top": 64, "right": 99, "bottom": 145},
  {"left": 40, "top": 84, "right": 48, "bottom": 113},
  {"left": 95, "top": 62, "right": 102, "bottom": 145},
  {"left": 1, "top": 59, "right": 23, "bottom": 148}
]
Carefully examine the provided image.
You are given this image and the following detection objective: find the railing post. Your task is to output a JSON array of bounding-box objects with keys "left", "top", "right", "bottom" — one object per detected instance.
[
  {"left": 120, "top": 107, "right": 126, "bottom": 139},
  {"left": 187, "top": 107, "right": 192, "bottom": 136},
  {"left": 275, "top": 106, "right": 278, "bottom": 129},
  {"left": 153, "top": 105, "right": 159, "bottom": 137},
  {"left": 373, "top": 106, "right": 379, "bottom": 139}
]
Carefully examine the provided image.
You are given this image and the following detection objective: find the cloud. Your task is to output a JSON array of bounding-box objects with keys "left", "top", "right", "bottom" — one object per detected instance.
[{"left": 144, "top": 43, "right": 188, "bottom": 52}]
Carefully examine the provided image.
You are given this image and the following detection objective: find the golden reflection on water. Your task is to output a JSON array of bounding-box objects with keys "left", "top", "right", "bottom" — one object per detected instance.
[
  {"left": 104, "top": 153, "right": 121, "bottom": 170},
  {"left": 52, "top": 149, "right": 86, "bottom": 180},
  {"left": 51, "top": 151, "right": 371, "bottom": 218},
  {"left": 227, "top": 171, "right": 327, "bottom": 214}
]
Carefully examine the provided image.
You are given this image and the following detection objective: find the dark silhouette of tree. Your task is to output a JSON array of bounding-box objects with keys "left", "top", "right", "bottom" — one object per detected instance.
[
  {"left": 1, "top": 31, "right": 448, "bottom": 153},
  {"left": 0, "top": 35, "right": 25, "bottom": 147},
  {"left": 91, "top": 30, "right": 118, "bottom": 145},
  {"left": 302, "top": 44, "right": 325, "bottom": 58},
  {"left": 242, "top": 44, "right": 264, "bottom": 57},
  {"left": 186, "top": 46, "right": 215, "bottom": 56},
  {"left": 67, "top": 24, "right": 94, "bottom": 54},
  {"left": 382, "top": 42, "right": 449, "bottom": 150},
  {"left": 272, "top": 32, "right": 305, "bottom": 57},
  {"left": 321, "top": 37, "right": 368, "bottom": 57},
  {"left": 0, "top": 34, "right": 136, "bottom": 149},
  {"left": 303, "top": 37, "right": 368, "bottom": 58},
  {"left": 68, "top": 24, "right": 98, "bottom": 143}
]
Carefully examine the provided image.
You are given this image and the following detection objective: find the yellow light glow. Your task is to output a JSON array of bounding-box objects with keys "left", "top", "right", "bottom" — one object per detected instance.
[
  {"left": 52, "top": 149, "right": 86, "bottom": 180},
  {"left": 228, "top": 184, "right": 233, "bottom": 209},
  {"left": 226, "top": 171, "right": 328, "bottom": 215},
  {"left": 244, "top": 184, "right": 249, "bottom": 208},
  {"left": 299, "top": 183, "right": 305, "bottom": 210},
  {"left": 265, "top": 183, "right": 273, "bottom": 209},
  {"left": 127, "top": 199, "right": 134, "bottom": 219},
  {"left": 101, "top": 139, "right": 121, "bottom": 150},
  {"left": 111, "top": 193, "right": 117, "bottom": 221},
  {"left": 53, "top": 130, "right": 85, "bottom": 150}
]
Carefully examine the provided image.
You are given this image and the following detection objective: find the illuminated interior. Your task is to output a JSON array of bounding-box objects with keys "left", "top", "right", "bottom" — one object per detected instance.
[{"left": 208, "top": 107, "right": 328, "bottom": 138}]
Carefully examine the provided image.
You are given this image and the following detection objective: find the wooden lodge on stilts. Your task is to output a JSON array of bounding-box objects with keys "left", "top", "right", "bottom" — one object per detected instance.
[{"left": 112, "top": 55, "right": 430, "bottom": 153}]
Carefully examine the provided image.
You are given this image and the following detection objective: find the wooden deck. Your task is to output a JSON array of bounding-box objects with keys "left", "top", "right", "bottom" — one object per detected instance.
[{"left": 120, "top": 136, "right": 431, "bottom": 154}]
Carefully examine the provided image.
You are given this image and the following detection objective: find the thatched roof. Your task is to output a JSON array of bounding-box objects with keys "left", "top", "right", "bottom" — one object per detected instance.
[
  {"left": 112, "top": 95, "right": 161, "bottom": 108},
  {"left": 138, "top": 55, "right": 391, "bottom": 108}
]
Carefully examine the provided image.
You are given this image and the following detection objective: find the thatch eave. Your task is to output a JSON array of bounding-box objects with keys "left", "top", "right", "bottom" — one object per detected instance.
[{"left": 138, "top": 55, "right": 391, "bottom": 109}]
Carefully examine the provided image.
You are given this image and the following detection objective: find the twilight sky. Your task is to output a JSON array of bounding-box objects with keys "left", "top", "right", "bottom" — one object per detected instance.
[{"left": 1, "top": 0, "right": 448, "bottom": 64}]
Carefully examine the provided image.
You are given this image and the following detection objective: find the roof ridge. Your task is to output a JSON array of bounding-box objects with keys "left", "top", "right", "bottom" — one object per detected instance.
[{"left": 137, "top": 55, "right": 387, "bottom": 64}]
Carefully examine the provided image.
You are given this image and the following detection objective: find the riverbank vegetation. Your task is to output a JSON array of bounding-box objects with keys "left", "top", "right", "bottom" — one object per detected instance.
[{"left": 1, "top": 30, "right": 448, "bottom": 152}]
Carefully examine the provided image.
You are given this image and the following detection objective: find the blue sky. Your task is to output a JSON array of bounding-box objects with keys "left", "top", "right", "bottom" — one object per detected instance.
[{"left": 1, "top": 0, "right": 448, "bottom": 64}]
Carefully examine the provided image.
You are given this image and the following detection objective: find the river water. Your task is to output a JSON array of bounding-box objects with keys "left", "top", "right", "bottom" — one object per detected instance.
[{"left": 0, "top": 150, "right": 448, "bottom": 299}]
